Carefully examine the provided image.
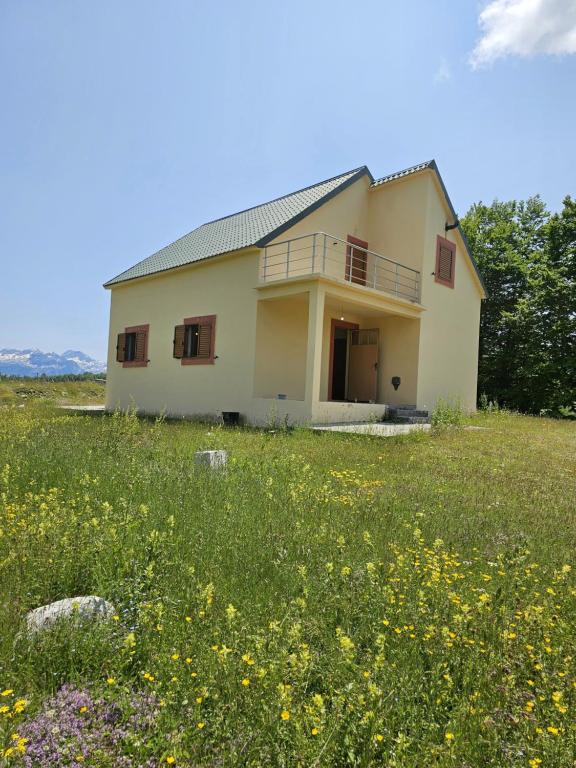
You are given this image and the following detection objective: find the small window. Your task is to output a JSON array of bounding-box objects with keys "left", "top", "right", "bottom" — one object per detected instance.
[
  {"left": 435, "top": 236, "right": 456, "bottom": 288},
  {"left": 116, "top": 325, "right": 149, "bottom": 367},
  {"left": 173, "top": 315, "right": 216, "bottom": 365}
]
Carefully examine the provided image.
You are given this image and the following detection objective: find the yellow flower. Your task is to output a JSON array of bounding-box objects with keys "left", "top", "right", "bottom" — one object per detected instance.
[
  {"left": 547, "top": 726, "right": 559, "bottom": 736},
  {"left": 529, "top": 759, "right": 542, "bottom": 767},
  {"left": 171, "top": 653, "right": 180, "bottom": 661},
  {"left": 196, "top": 697, "right": 203, "bottom": 704},
  {"left": 241, "top": 678, "right": 250, "bottom": 687},
  {"left": 551, "top": 691, "right": 562, "bottom": 703},
  {"left": 79, "top": 706, "right": 88, "bottom": 713},
  {"left": 185, "top": 616, "right": 192, "bottom": 623},
  {"left": 1, "top": 690, "right": 13, "bottom": 697},
  {"left": 166, "top": 758, "right": 175, "bottom": 765},
  {"left": 375, "top": 734, "right": 384, "bottom": 742},
  {"left": 112, "top": 614, "right": 120, "bottom": 621},
  {"left": 311, "top": 727, "right": 319, "bottom": 736},
  {"left": 197, "top": 722, "right": 205, "bottom": 729},
  {"left": 281, "top": 710, "right": 290, "bottom": 721},
  {"left": 106, "top": 677, "right": 116, "bottom": 685},
  {"left": 445, "top": 732, "right": 455, "bottom": 742}
]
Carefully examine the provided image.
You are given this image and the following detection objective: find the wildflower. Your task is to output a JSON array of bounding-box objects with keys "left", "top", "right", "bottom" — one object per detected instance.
[
  {"left": 196, "top": 697, "right": 203, "bottom": 704},
  {"left": 171, "top": 653, "right": 180, "bottom": 661},
  {"left": 241, "top": 678, "right": 250, "bottom": 687},
  {"left": 106, "top": 678, "right": 116, "bottom": 685},
  {"left": 375, "top": 734, "right": 384, "bottom": 742},
  {"left": 166, "top": 757, "right": 175, "bottom": 764},
  {"left": 226, "top": 604, "right": 238, "bottom": 622},
  {"left": 242, "top": 653, "right": 255, "bottom": 666},
  {"left": 112, "top": 614, "right": 120, "bottom": 621},
  {"left": 547, "top": 726, "right": 559, "bottom": 736},
  {"left": 1, "top": 690, "right": 13, "bottom": 697},
  {"left": 13, "top": 699, "right": 27, "bottom": 714},
  {"left": 529, "top": 759, "right": 542, "bottom": 767},
  {"left": 445, "top": 732, "right": 455, "bottom": 742},
  {"left": 185, "top": 658, "right": 192, "bottom": 664},
  {"left": 197, "top": 722, "right": 205, "bottom": 729},
  {"left": 79, "top": 706, "right": 88, "bottom": 713},
  {"left": 185, "top": 616, "right": 192, "bottom": 622},
  {"left": 281, "top": 710, "right": 290, "bottom": 721}
]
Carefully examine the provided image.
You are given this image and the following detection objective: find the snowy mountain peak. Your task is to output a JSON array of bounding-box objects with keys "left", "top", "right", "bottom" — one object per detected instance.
[{"left": 0, "top": 348, "right": 106, "bottom": 377}]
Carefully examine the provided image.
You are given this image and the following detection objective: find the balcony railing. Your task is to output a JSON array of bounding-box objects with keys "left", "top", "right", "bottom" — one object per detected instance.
[{"left": 261, "top": 232, "right": 421, "bottom": 303}]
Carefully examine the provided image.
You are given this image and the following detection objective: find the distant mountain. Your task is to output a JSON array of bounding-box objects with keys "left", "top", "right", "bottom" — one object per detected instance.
[{"left": 0, "top": 348, "right": 106, "bottom": 377}]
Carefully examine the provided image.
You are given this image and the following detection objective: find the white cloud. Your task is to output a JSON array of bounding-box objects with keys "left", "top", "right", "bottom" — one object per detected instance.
[
  {"left": 434, "top": 59, "right": 452, "bottom": 83},
  {"left": 470, "top": 0, "right": 576, "bottom": 68}
]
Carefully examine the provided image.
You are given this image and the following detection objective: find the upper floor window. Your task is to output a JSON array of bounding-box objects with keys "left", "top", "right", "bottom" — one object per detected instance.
[
  {"left": 173, "top": 315, "right": 216, "bottom": 365},
  {"left": 435, "top": 236, "right": 456, "bottom": 288},
  {"left": 116, "top": 325, "right": 149, "bottom": 367}
]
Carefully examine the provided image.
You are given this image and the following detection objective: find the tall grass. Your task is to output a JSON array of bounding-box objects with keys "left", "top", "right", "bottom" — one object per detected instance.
[{"left": 0, "top": 404, "right": 575, "bottom": 766}]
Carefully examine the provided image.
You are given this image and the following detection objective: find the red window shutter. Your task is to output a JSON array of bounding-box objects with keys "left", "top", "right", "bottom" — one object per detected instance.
[
  {"left": 435, "top": 236, "right": 456, "bottom": 288},
  {"left": 116, "top": 333, "right": 127, "bottom": 363},
  {"left": 197, "top": 323, "right": 212, "bottom": 358},
  {"left": 134, "top": 331, "right": 147, "bottom": 361},
  {"left": 173, "top": 325, "right": 186, "bottom": 358}
]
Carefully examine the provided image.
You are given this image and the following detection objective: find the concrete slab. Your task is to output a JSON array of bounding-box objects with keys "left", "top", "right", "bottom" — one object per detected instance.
[
  {"left": 59, "top": 405, "right": 106, "bottom": 412},
  {"left": 312, "top": 422, "right": 431, "bottom": 437}
]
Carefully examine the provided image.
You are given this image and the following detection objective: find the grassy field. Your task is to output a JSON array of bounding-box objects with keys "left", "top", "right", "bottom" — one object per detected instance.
[
  {"left": 0, "top": 400, "right": 575, "bottom": 766},
  {"left": 0, "top": 378, "right": 105, "bottom": 406}
]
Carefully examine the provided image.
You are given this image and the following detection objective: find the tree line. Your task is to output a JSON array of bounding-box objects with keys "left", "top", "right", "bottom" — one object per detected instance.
[{"left": 461, "top": 195, "right": 575, "bottom": 416}]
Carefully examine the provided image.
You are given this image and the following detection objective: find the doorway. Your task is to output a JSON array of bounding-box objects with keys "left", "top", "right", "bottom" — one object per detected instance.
[
  {"left": 329, "top": 320, "right": 379, "bottom": 402},
  {"left": 346, "top": 235, "right": 369, "bottom": 286},
  {"left": 329, "top": 320, "right": 358, "bottom": 400}
]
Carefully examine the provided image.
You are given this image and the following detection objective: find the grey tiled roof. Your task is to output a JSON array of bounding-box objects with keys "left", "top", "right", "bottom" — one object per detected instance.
[
  {"left": 370, "top": 160, "right": 434, "bottom": 188},
  {"left": 104, "top": 166, "right": 369, "bottom": 286}
]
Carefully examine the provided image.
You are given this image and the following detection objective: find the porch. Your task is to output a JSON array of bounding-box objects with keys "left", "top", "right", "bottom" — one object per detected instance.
[{"left": 252, "top": 281, "right": 423, "bottom": 425}]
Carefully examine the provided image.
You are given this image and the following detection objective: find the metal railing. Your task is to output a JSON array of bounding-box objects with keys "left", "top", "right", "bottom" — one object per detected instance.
[{"left": 261, "top": 232, "right": 421, "bottom": 303}]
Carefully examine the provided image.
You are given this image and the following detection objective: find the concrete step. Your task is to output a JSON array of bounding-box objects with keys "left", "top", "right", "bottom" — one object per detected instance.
[
  {"left": 386, "top": 407, "right": 430, "bottom": 424},
  {"left": 388, "top": 408, "right": 429, "bottom": 418}
]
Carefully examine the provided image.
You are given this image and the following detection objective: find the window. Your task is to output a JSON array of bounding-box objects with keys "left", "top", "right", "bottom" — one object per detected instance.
[
  {"left": 173, "top": 315, "right": 216, "bottom": 364},
  {"left": 116, "top": 325, "right": 149, "bottom": 367},
  {"left": 435, "top": 236, "right": 456, "bottom": 288}
]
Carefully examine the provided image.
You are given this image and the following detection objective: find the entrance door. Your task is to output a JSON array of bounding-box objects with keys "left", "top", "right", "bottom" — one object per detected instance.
[
  {"left": 347, "top": 329, "right": 379, "bottom": 403},
  {"left": 329, "top": 319, "right": 358, "bottom": 401},
  {"left": 346, "top": 235, "right": 368, "bottom": 286}
]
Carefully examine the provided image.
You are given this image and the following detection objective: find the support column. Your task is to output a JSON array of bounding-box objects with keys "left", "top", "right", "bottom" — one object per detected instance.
[{"left": 304, "top": 285, "right": 325, "bottom": 418}]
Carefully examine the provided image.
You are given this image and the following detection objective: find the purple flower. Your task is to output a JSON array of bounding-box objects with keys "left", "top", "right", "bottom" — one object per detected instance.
[{"left": 16, "top": 684, "right": 158, "bottom": 768}]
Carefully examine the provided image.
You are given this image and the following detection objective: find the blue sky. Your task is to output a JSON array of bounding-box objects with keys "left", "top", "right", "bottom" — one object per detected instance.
[{"left": 1, "top": 0, "right": 575, "bottom": 361}]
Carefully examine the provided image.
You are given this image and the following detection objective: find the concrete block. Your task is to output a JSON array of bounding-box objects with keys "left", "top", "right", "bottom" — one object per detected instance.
[{"left": 194, "top": 449, "right": 228, "bottom": 470}]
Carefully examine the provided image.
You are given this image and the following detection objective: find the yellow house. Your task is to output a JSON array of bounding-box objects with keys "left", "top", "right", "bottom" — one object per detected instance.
[{"left": 104, "top": 161, "right": 486, "bottom": 425}]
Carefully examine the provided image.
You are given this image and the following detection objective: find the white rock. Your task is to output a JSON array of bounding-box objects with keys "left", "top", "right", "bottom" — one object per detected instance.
[
  {"left": 25, "top": 596, "right": 115, "bottom": 634},
  {"left": 194, "top": 449, "right": 227, "bottom": 470}
]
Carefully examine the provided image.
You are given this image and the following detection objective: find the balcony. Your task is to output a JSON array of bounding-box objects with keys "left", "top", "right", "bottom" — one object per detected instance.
[{"left": 261, "top": 232, "right": 420, "bottom": 303}]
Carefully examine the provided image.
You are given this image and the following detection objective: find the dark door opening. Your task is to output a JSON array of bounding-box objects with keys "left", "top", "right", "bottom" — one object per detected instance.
[
  {"left": 331, "top": 328, "right": 348, "bottom": 400},
  {"left": 329, "top": 319, "right": 359, "bottom": 401}
]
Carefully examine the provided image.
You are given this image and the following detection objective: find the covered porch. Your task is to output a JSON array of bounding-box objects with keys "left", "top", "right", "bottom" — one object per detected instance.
[{"left": 252, "top": 280, "right": 423, "bottom": 425}]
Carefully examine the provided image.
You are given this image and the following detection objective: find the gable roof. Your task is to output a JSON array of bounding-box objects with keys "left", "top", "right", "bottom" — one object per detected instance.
[
  {"left": 104, "top": 159, "right": 485, "bottom": 296},
  {"left": 371, "top": 159, "right": 487, "bottom": 295},
  {"left": 104, "top": 166, "right": 371, "bottom": 287}
]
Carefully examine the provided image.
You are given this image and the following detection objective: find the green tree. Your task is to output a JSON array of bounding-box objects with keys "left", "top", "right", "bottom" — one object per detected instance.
[{"left": 461, "top": 196, "right": 575, "bottom": 415}]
